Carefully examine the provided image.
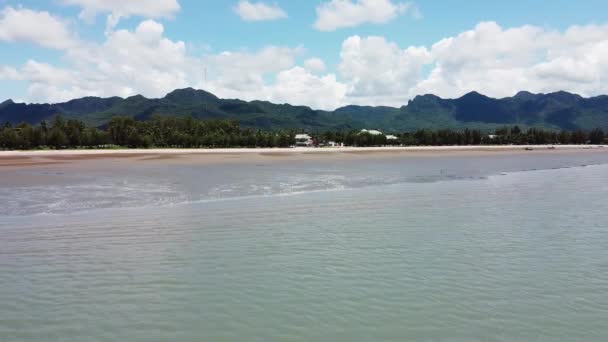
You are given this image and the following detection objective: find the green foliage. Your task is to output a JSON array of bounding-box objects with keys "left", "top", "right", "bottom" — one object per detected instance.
[
  {"left": 102, "top": 116, "right": 296, "bottom": 148},
  {"left": 0, "top": 115, "right": 606, "bottom": 151},
  {"left": 47, "top": 128, "right": 68, "bottom": 148},
  {"left": 4, "top": 88, "right": 608, "bottom": 132},
  {"left": 589, "top": 128, "right": 605, "bottom": 144}
]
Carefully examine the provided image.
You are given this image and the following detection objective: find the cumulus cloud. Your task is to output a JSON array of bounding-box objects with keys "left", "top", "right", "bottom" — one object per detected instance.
[
  {"left": 61, "top": 0, "right": 180, "bottom": 30},
  {"left": 0, "top": 66, "right": 19, "bottom": 80},
  {"left": 314, "top": 0, "right": 418, "bottom": 31},
  {"left": 203, "top": 46, "right": 299, "bottom": 98},
  {"left": 339, "top": 35, "right": 431, "bottom": 105},
  {"left": 410, "top": 22, "right": 608, "bottom": 100},
  {"left": 303, "top": 58, "right": 327, "bottom": 73},
  {"left": 234, "top": 1, "right": 287, "bottom": 21},
  {"left": 0, "top": 6, "right": 77, "bottom": 49},
  {"left": 271, "top": 67, "right": 346, "bottom": 109},
  {"left": 0, "top": 19, "right": 197, "bottom": 103},
  {"left": 3, "top": 8, "right": 608, "bottom": 111},
  {"left": 0, "top": 16, "right": 338, "bottom": 109},
  {"left": 331, "top": 22, "right": 608, "bottom": 106},
  {"left": 62, "top": 0, "right": 180, "bottom": 20}
]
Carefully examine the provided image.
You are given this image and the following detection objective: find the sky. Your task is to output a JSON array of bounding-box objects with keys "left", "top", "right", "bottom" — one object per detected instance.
[{"left": 0, "top": 0, "right": 607, "bottom": 109}]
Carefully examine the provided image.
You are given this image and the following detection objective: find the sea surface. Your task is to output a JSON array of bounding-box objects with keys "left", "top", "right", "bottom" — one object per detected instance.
[{"left": 2, "top": 151, "right": 608, "bottom": 341}]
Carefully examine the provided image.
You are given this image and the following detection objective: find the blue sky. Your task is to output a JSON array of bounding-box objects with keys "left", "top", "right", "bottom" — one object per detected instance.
[{"left": 1, "top": 0, "right": 608, "bottom": 109}]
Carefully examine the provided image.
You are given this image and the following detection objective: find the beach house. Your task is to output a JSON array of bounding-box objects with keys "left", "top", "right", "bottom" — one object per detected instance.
[{"left": 295, "top": 134, "right": 314, "bottom": 147}]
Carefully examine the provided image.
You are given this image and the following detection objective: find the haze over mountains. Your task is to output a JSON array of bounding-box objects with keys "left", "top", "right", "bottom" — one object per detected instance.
[{"left": 1, "top": 88, "right": 608, "bottom": 131}]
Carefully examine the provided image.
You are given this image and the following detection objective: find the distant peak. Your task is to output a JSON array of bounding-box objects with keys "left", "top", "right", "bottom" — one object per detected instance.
[
  {"left": 515, "top": 91, "right": 534, "bottom": 97},
  {"left": 167, "top": 87, "right": 195, "bottom": 94},
  {"left": 407, "top": 94, "right": 442, "bottom": 105},
  {"left": 546, "top": 91, "right": 582, "bottom": 102},
  {"left": 0, "top": 99, "right": 15, "bottom": 110},
  {"left": 166, "top": 87, "right": 217, "bottom": 97},
  {"left": 334, "top": 105, "right": 361, "bottom": 112},
  {"left": 550, "top": 90, "right": 573, "bottom": 95},
  {"left": 456, "top": 91, "right": 493, "bottom": 102},
  {"left": 412, "top": 94, "right": 441, "bottom": 100},
  {"left": 462, "top": 91, "right": 485, "bottom": 98},
  {"left": 126, "top": 94, "right": 147, "bottom": 101},
  {"left": 513, "top": 91, "right": 540, "bottom": 100},
  {"left": 63, "top": 96, "right": 111, "bottom": 103},
  {"left": 163, "top": 88, "right": 219, "bottom": 106},
  {"left": 405, "top": 94, "right": 448, "bottom": 110},
  {"left": 547, "top": 90, "right": 579, "bottom": 97}
]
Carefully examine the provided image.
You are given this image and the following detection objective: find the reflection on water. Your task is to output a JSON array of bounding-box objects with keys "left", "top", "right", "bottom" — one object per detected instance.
[{"left": 1, "top": 154, "right": 608, "bottom": 341}]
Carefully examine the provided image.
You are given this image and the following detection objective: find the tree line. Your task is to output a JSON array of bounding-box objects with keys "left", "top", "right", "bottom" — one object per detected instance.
[
  {"left": 0, "top": 116, "right": 606, "bottom": 150},
  {"left": 0, "top": 116, "right": 295, "bottom": 149},
  {"left": 319, "top": 126, "right": 606, "bottom": 146}
]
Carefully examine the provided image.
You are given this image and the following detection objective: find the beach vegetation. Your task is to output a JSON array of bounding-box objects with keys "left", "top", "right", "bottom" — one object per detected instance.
[{"left": 0, "top": 116, "right": 606, "bottom": 150}]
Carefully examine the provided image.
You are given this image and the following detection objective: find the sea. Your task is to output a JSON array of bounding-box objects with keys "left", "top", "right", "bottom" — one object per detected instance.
[{"left": 2, "top": 151, "right": 608, "bottom": 341}]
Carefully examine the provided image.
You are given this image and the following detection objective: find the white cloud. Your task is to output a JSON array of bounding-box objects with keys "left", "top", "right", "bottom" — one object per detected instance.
[
  {"left": 0, "top": 66, "right": 19, "bottom": 80},
  {"left": 410, "top": 22, "right": 608, "bottom": 99},
  {"left": 339, "top": 35, "right": 431, "bottom": 105},
  {"left": 234, "top": 1, "right": 287, "bottom": 22},
  {"left": 0, "top": 16, "right": 338, "bottom": 109},
  {"left": 271, "top": 67, "right": 346, "bottom": 109},
  {"left": 62, "top": 0, "right": 180, "bottom": 30},
  {"left": 4, "top": 11, "right": 608, "bottom": 112},
  {"left": 314, "top": 0, "right": 418, "bottom": 31},
  {"left": 334, "top": 22, "right": 608, "bottom": 106},
  {"left": 0, "top": 6, "right": 77, "bottom": 49},
  {"left": 202, "top": 52, "right": 346, "bottom": 110},
  {"left": 303, "top": 58, "right": 327, "bottom": 73},
  {"left": 21, "top": 60, "right": 75, "bottom": 85},
  {"left": 0, "top": 19, "right": 197, "bottom": 103},
  {"left": 62, "top": 0, "right": 180, "bottom": 19},
  {"left": 203, "top": 46, "right": 299, "bottom": 97}
]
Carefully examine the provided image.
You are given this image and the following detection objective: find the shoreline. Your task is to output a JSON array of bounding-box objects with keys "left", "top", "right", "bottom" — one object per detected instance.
[
  {"left": 0, "top": 144, "right": 605, "bottom": 157},
  {"left": 1, "top": 145, "right": 606, "bottom": 168}
]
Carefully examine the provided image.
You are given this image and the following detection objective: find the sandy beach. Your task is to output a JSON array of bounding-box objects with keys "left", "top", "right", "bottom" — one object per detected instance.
[{"left": 0, "top": 145, "right": 606, "bottom": 168}]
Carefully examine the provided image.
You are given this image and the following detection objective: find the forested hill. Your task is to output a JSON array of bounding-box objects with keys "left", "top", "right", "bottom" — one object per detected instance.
[{"left": 2, "top": 88, "right": 608, "bottom": 131}]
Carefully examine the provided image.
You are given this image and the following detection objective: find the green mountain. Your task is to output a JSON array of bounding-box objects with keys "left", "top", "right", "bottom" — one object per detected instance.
[{"left": 2, "top": 88, "right": 608, "bottom": 131}]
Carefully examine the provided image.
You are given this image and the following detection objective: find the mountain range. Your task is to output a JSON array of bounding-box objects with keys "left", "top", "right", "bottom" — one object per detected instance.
[{"left": 2, "top": 88, "right": 608, "bottom": 131}]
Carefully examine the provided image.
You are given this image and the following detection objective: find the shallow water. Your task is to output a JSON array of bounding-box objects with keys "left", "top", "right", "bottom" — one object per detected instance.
[
  {"left": 2, "top": 152, "right": 608, "bottom": 341},
  {"left": 2, "top": 151, "right": 608, "bottom": 217}
]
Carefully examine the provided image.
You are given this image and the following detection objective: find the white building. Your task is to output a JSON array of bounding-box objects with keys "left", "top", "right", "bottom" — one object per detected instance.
[
  {"left": 386, "top": 135, "right": 398, "bottom": 141},
  {"left": 325, "top": 141, "right": 342, "bottom": 147},
  {"left": 295, "top": 134, "right": 313, "bottom": 147}
]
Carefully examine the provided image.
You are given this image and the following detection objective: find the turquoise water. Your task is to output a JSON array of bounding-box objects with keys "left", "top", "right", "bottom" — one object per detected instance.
[{"left": 2, "top": 153, "right": 608, "bottom": 341}]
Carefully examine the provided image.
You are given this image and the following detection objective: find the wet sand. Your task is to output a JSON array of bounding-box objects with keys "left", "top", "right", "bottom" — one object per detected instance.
[{"left": 0, "top": 145, "right": 606, "bottom": 169}]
